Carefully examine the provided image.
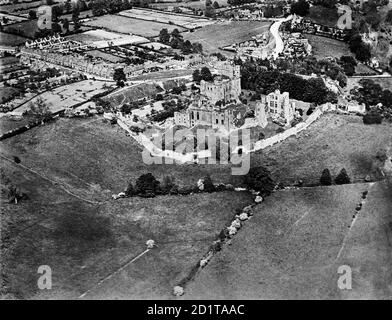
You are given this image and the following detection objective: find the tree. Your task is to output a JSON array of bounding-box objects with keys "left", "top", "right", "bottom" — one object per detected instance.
[
  {"left": 203, "top": 174, "right": 215, "bottom": 193},
  {"left": 335, "top": 168, "right": 351, "bottom": 185},
  {"left": 28, "top": 97, "right": 51, "bottom": 123},
  {"left": 72, "top": 8, "right": 80, "bottom": 30},
  {"left": 159, "top": 28, "right": 170, "bottom": 44},
  {"left": 290, "top": 0, "right": 310, "bottom": 16},
  {"left": 320, "top": 169, "right": 332, "bottom": 186},
  {"left": 113, "top": 68, "right": 126, "bottom": 86},
  {"left": 135, "top": 173, "right": 160, "bottom": 196},
  {"left": 213, "top": 1, "right": 219, "bottom": 9},
  {"left": 243, "top": 166, "right": 275, "bottom": 196},
  {"left": 28, "top": 10, "right": 37, "bottom": 19},
  {"left": 200, "top": 67, "right": 213, "bottom": 82}
]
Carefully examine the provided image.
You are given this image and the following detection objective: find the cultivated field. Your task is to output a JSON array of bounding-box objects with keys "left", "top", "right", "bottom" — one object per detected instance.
[
  {"left": 83, "top": 14, "right": 185, "bottom": 38},
  {"left": 183, "top": 21, "right": 271, "bottom": 54},
  {"left": 184, "top": 182, "right": 392, "bottom": 299}
]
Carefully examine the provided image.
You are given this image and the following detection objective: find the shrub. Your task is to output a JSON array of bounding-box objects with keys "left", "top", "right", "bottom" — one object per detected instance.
[
  {"left": 203, "top": 175, "right": 215, "bottom": 193},
  {"left": 363, "top": 111, "right": 382, "bottom": 125},
  {"left": 335, "top": 168, "right": 351, "bottom": 185},
  {"left": 320, "top": 168, "right": 332, "bottom": 186},
  {"left": 125, "top": 182, "right": 136, "bottom": 197},
  {"left": 161, "top": 176, "right": 178, "bottom": 195}
]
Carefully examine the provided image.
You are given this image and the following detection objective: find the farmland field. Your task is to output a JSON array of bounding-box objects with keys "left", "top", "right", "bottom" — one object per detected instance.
[
  {"left": 183, "top": 21, "right": 271, "bottom": 54},
  {"left": 184, "top": 182, "right": 392, "bottom": 299},
  {"left": 83, "top": 14, "right": 185, "bottom": 38}
]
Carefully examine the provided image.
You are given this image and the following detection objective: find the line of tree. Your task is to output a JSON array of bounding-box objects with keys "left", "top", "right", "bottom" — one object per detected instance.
[{"left": 320, "top": 168, "right": 351, "bottom": 186}]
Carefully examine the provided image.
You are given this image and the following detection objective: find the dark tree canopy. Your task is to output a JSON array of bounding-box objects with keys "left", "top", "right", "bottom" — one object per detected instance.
[
  {"left": 290, "top": 0, "right": 310, "bottom": 16},
  {"left": 335, "top": 168, "right": 351, "bottom": 185},
  {"left": 243, "top": 167, "right": 275, "bottom": 196},
  {"left": 135, "top": 173, "right": 160, "bottom": 196},
  {"left": 320, "top": 168, "right": 332, "bottom": 186}
]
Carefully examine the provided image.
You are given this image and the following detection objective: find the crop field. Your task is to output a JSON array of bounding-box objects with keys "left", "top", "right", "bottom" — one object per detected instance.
[
  {"left": 183, "top": 21, "right": 271, "bottom": 54},
  {"left": 251, "top": 113, "right": 392, "bottom": 186},
  {"left": 184, "top": 182, "right": 392, "bottom": 299},
  {"left": 118, "top": 8, "right": 214, "bottom": 29},
  {"left": 83, "top": 14, "right": 185, "bottom": 38}
]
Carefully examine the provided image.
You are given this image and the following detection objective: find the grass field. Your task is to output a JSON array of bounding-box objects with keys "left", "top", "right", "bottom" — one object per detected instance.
[
  {"left": 83, "top": 14, "right": 185, "bottom": 38},
  {"left": 0, "top": 31, "right": 29, "bottom": 46},
  {"left": 129, "top": 69, "right": 194, "bottom": 81},
  {"left": 0, "top": 118, "right": 235, "bottom": 195},
  {"left": 183, "top": 21, "right": 271, "bottom": 54},
  {"left": 252, "top": 113, "right": 392, "bottom": 186},
  {"left": 0, "top": 153, "right": 254, "bottom": 298},
  {"left": 304, "top": 34, "right": 351, "bottom": 59},
  {"left": 184, "top": 182, "right": 392, "bottom": 299}
]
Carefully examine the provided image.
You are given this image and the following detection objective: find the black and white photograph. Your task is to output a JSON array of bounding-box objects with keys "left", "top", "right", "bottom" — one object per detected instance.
[{"left": 0, "top": 0, "right": 391, "bottom": 304}]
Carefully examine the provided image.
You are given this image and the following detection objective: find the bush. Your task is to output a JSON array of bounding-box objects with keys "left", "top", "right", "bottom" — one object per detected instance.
[
  {"left": 335, "top": 168, "right": 351, "bottom": 185},
  {"left": 320, "top": 168, "right": 332, "bottom": 186},
  {"left": 125, "top": 182, "right": 136, "bottom": 197},
  {"left": 363, "top": 111, "right": 382, "bottom": 124},
  {"left": 161, "top": 176, "right": 178, "bottom": 195},
  {"left": 203, "top": 175, "right": 215, "bottom": 193}
]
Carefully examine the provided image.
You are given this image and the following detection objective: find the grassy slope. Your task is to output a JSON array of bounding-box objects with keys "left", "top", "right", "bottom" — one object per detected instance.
[
  {"left": 252, "top": 113, "right": 392, "bottom": 186},
  {"left": 184, "top": 182, "right": 387, "bottom": 299},
  {"left": 1, "top": 154, "right": 254, "bottom": 299}
]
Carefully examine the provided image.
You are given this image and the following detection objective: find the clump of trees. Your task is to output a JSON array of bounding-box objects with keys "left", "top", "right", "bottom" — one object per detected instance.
[
  {"left": 113, "top": 68, "right": 126, "bottom": 87},
  {"left": 290, "top": 0, "right": 310, "bottom": 16},
  {"left": 241, "top": 61, "right": 337, "bottom": 105},
  {"left": 319, "top": 168, "right": 352, "bottom": 186},
  {"left": 192, "top": 67, "right": 214, "bottom": 83},
  {"left": 243, "top": 166, "right": 275, "bottom": 196},
  {"left": 159, "top": 28, "right": 203, "bottom": 55}
]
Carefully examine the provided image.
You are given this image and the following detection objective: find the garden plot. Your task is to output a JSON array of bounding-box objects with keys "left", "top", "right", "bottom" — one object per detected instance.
[
  {"left": 11, "top": 80, "right": 113, "bottom": 114},
  {"left": 118, "top": 8, "right": 215, "bottom": 29},
  {"left": 83, "top": 14, "right": 184, "bottom": 38},
  {"left": 68, "top": 29, "right": 149, "bottom": 48}
]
